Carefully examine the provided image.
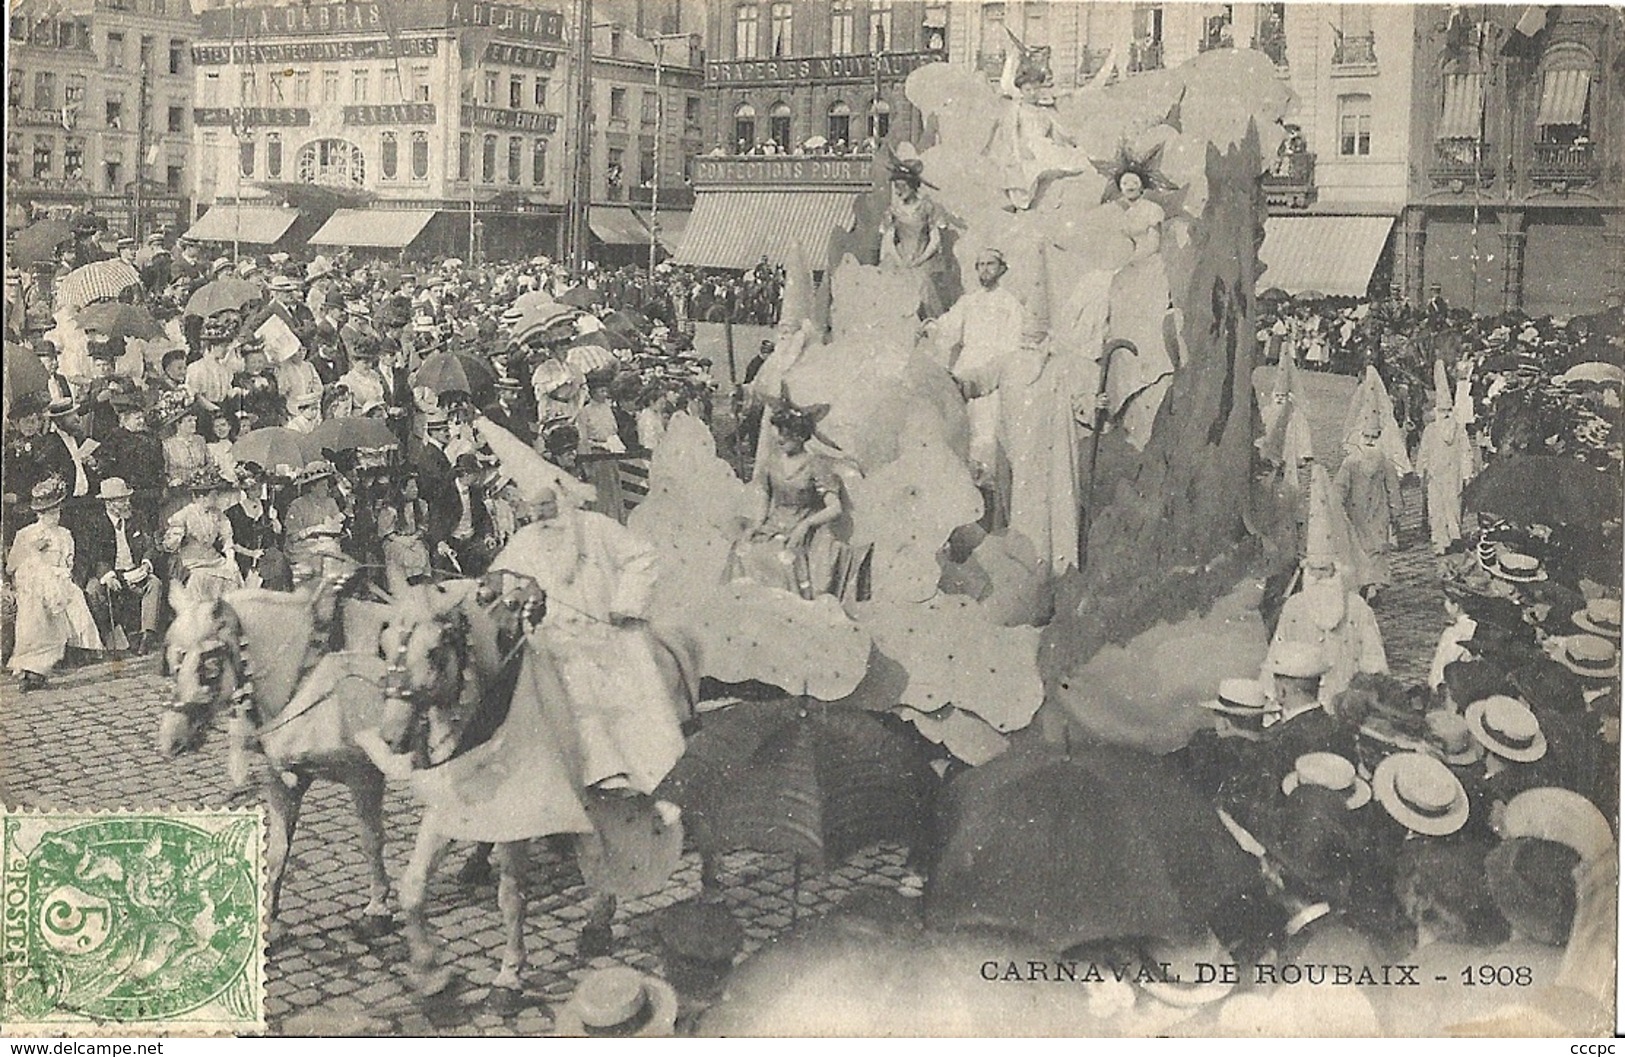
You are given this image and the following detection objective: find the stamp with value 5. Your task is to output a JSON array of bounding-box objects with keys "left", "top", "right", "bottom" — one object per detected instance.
[{"left": 1, "top": 809, "right": 265, "bottom": 1035}]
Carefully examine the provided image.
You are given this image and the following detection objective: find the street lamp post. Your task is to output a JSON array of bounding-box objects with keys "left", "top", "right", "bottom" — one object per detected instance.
[{"left": 649, "top": 38, "right": 663, "bottom": 276}]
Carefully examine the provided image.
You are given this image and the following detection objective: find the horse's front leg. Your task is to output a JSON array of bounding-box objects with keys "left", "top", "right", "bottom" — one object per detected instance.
[
  {"left": 264, "top": 769, "right": 313, "bottom": 935},
  {"left": 399, "top": 826, "right": 455, "bottom": 996},
  {"left": 487, "top": 841, "right": 530, "bottom": 1012},
  {"left": 344, "top": 766, "right": 394, "bottom": 938}
]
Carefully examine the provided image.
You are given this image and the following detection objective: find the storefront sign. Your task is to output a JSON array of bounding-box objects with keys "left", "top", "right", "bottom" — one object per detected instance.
[
  {"left": 193, "top": 107, "right": 312, "bottom": 127},
  {"left": 192, "top": 37, "right": 438, "bottom": 65},
  {"left": 199, "top": 1, "right": 565, "bottom": 46},
  {"left": 483, "top": 42, "right": 561, "bottom": 69},
  {"left": 706, "top": 50, "right": 944, "bottom": 87},
  {"left": 460, "top": 105, "right": 559, "bottom": 133},
  {"left": 344, "top": 103, "right": 437, "bottom": 126},
  {"left": 692, "top": 156, "right": 874, "bottom": 187},
  {"left": 14, "top": 107, "right": 66, "bottom": 127}
]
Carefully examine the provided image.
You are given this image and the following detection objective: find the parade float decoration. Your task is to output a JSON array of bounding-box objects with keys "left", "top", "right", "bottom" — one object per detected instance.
[{"left": 635, "top": 48, "right": 1293, "bottom": 764}]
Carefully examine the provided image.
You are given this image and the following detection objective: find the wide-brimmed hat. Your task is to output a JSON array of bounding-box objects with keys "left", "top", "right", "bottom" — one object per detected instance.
[
  {"left": 186, "top": 467, "right": 237, "bottom": 493},
  {"left": 1372, "top": 752, "right": 1470, "bottom": 836},
  {"left": 268, "top": 274, "right": 301, "bottom": 293},
  {"left": 151, "top": 389, "right": 197, "bottom": 428},
  {"left": 554, "top": 967, "right": 678, "bottom": 1037},
  {"left": 96, "top": 477, "right": 134, "bottom": 501},
  {"left": 1270, "top": 641, "right": 1329, "bottom": 680},
  {"left": 29, "top": 477, "right": 67, "bottom": 511},
  {"left": 1424, "top": 709, "right": 1485, "bottom": 766},
  {"left": 306, "top": 256, "right": 335, "bottom": 280},
  {"left": 1465, "top": 695, "right": 1547, "bottom": 763},
  {"left": 1487, "top": 550, "right": 1545, "bottom": 583},
  {"left": 1552, "top": 634, "right": 1620, "bottom": 680},
  {"left": 1485, "top": 837, "right": 1578, "bottom": 946},
  {"left": 1572, "top": 598, "right": 1622, "bottom": 639},
  {"left": 1281, "top": 752, "right": 1371, "bottom": 809},
  {"left": 1498, "top": 787, "right": 1615, "bottom": 864},
  {"left": 1199, "top": 677, "right": 1268, "bottom": 717}
]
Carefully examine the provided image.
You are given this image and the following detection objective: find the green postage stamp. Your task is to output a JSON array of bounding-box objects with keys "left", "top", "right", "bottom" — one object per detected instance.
[{"left": 1, "top": 809, "right": 265, "bottom": 1035}]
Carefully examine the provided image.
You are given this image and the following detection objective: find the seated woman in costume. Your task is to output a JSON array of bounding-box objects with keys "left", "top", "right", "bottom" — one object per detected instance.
[
  {"left": 164, "top": 468, "right": 245, "bottom": 615},
  {"left": 726, "top": 400, "right": 850, "bottom": 601},
  {"left": 376, "top": 471, "right": 434, "bottom": 592}
]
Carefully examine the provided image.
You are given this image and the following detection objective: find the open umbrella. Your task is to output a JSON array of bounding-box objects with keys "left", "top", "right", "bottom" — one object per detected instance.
[
  {"left": 656, "top": 697, "right": 936, "bottom": 869},
  {"left": 307, "top": 415, "right": 398, "bottom": 453},
  {"left": 4, "top": 340, "right": 50, "bottom": 398},
  {"left": 557, "top": 285, "right": 599, "bottom": 309},
  {"left": 1463, "top": 454, "right": 1622, "bottom": 526},
  {"left": 1558, "top": 362, "right": 1624, "bottom": 387},
  {"left": 185, "top": 276, "right": 262, "bottom": 318},
  {"left": 8, "top": 217, "right": 77, "bottom": 266},
  {"left": 924, "top": 742, "right": 1256, "bottom": 951},
  {"left": 54, "top": 259, "right": 143, "bottom": 311},
  {"left": 566, "top": 342, "right": 620, "bottom": 376},
  {"left": 232, "top": 427, "right": 317, "bottom": 477},
  {"left": 412, "top": 349, "right": 496, "bottom": 402},
  {"left": 77, "top": 301, "right": 165, "bottom": 342}
]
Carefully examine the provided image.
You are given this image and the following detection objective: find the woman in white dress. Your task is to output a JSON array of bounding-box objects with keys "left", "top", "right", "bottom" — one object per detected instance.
[{"left": 8, "top": 478, "right": 103, "bottom": 690}]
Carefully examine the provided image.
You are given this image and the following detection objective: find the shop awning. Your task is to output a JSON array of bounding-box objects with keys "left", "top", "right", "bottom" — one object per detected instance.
[
  {"left": 634, "top": 207, "right": 689, "bottom": 250},
  {"left": 588, "top": 206, "right": 651, "bottom": 246},
  {"left": 1257, "top": 215, "right": 1395, "bottom": 298},
  {"left": 308, "top": 208, "right": 435, "bottom": 249},
  {"left": 1536, "top": 68, "right": 1590, "bottom": 127},
  {"left": 1437, "top": 73, "right": 1484, "bottom": 140},
  {"left": 673, "top": 191, "right": 858, "bottom": 270},
  {"left": 183, "top": 203, "right": 299, "bottom": 245}
]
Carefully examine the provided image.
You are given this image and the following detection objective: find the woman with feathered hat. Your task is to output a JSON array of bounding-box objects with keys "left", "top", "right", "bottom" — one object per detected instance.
[{"left": 8, "top": 477, "right": 103, "bottom": 690}]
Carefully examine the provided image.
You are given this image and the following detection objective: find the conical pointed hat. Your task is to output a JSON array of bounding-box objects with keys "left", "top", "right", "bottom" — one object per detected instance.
[
  {"left": 780, "top": 242, "right": 815, "bottom": 328},
  {"left": 1433, "top": 358, "right": 1453, "bottom": 409},
  {"left": 1304, "top": 463, "right": 1355, "bottom": 571},
  {"left": 472, "top": 415, "right": 596, "bottom": 509}
]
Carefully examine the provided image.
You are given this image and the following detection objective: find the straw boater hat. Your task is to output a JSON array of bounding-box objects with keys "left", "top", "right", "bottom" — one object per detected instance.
[
  {"left": 1424, "top": 709, "right": 1486, "bottom": 766},
  {"left": 554, "top": 967, "right": 678, "bottom": 1037},
  {"left": 1489, "top": 550, "right": 1545, "bottom": 583},
  {"left": 269, "top": 274, "right": 301, "bottom": 294},
  {"left": 30, "top": 477, "right": 67, "bottom": 512},
  {"left": 1372, "top": 752, "right": 1470, "bottom": 836},
  {"left": 1464, "top": 695, "right": 1547, "bottom": 763},
  {"left": 1552, "top": 634, "right": 1619, "bottom": 680},
  {"left": 1497, "top": 787, "right": 1616, "bottom": 864},
  {"left": 1200, "top": 677, "right": 1268, "bottom": 717},
  {"left": 1571, "top": 597, "right": 1622, "bottom": 639},
  {"left": 1281, "top": 752, "right": 1371, "bottom": 809}
]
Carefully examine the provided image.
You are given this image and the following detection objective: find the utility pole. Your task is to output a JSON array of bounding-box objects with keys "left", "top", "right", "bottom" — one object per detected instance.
[
  {"left": 649, "top": 36, "right": 663, "bottom": 276},
  {"left": 134, "top": 60, "right": 150, "bottom": 240},
  {"left": 567, "top": 0, "right": 593, "bottom": 273}
]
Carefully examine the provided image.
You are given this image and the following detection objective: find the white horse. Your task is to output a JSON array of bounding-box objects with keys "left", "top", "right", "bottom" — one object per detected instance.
[
  {"left": 376, "top": 575, "right": 693, "bottom": 1011},
  {"left": 160, "top": 578, "right": 396, "bottom": 940}
]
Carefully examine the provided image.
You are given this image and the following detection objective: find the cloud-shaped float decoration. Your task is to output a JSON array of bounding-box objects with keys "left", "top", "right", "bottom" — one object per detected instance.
[
  {"left": 894, "top": 705, "right": 1009, "bottom": 767},
  {"left": 679, "top": 581, "right": 873, "bottom": 702}
]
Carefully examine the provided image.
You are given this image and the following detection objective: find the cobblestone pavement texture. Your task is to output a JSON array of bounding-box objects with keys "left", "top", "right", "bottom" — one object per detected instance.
[{"left": 1, "top": 372, "right": 1447, "bottom": 1034}]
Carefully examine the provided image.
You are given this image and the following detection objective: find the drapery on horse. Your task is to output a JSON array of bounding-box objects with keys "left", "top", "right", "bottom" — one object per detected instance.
[
  {"left": 375, "top": 572, "right": 693, "bottom": 1010},
  {"left": 159, "top": 565, "right": 397, "bottom": 940}
]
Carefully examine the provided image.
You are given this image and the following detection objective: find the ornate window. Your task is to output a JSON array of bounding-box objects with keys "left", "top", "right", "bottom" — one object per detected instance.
[
  {"left": 296, "top": 138, "right": 367, "bottom": 187},
  {"left": 411, "top": 132, "right": 429, "bottom": 179},
  {"left": 869, "top": 0, "right": 893, "bottom": 52},
  {"left": 532, "top": 138, "right": 547, "bottom": 184},
  {"left": 868, "top": 98, "right": 891, "bottom": 141},
  {"left": 1337, "top": 94, "right": 1372, "bottom": 156},
  {"left": 1534, "top": 44, "right": 1596, "bottom": 144},
  {"left": 380, "top": 131, "right": 399, "bottom": 180},
  {"left": 481, "top": 133, "right": 497, "bottom": 182},
  {"left": 266, "top": 131, "right": 282, "bottom": 178},
  {"left": 734, "top": 103, "right": 756, "bottom": 151},
  {"left": 827, "top": 100, "right": 851, "bottom": 145},
  {"left": 458, "top": 132, "right": 471, "bottom": 181},
  {"left": 830, "top": 0, "right": 854, "bottom": 54},
  {"left": 507, "top": 135, "right": 522, "bottom": 183},
  {"left": 239, "top": 137, "right": 256, "bottom": 177},
  {"left": 769, "top": 100, "right": 792, "bottom": 149},
  {"left": 770, "top": 2, "right": 792, "bottom": 57}
]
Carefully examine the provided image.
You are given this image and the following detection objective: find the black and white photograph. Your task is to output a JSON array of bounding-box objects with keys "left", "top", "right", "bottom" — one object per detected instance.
[{"left": 1, "top": 0, "right": 1620, "bottom": 1040}]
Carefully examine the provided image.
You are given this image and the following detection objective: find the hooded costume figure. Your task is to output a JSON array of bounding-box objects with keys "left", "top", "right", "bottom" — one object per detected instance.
[
  {"left": 1415, "top": 359, "right": 1477, "bottom": 554},
  {"left": 1266, "top": 464, "right": 1387, "bottom": 706},
  {"left": 1334, "top": 399, "right": 1403, "bottom": 595}
]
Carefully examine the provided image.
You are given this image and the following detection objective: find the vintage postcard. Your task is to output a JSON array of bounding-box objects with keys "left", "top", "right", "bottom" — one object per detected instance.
[{"left": 1, "top": 0, "right": 1619, "bottom": 1040}]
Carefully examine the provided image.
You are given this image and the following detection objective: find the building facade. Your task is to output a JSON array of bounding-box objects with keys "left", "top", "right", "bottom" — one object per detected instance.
[
  {"left": 7, "top": 0, "right": 199, "bottom": 237},
  {"left": 1403, "top": 4, "right": 1622, "bottom": 318},
  {"left": 187, "top": 0, "right": 570, "bottom": 259}
]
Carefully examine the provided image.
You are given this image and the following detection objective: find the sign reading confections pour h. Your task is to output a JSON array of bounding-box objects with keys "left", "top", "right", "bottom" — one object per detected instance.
[{"left": 197, "top": 1, "right": 565, "bottom": 45}]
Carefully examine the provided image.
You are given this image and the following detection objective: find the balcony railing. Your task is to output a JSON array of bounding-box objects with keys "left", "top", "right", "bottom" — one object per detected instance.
[
  {"left": 1430, "top": 137, "right": 1496, "bottom": 187},
  {"left": 1530, "top": 141, "right": 1600, "bottom": 186},
  {"left": 1332, "top": 34, "right": 1377, "bottom": 67},
  {"left": 1128, "top": 39, "right": 1163, "bottom": 72},
  {"left": 1262, "top": 150, "right": 1315, "bottom": 209}
]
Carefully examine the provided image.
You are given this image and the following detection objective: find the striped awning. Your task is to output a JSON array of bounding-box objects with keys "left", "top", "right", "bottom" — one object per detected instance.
[
  {"left": 308, "top": 208, "right": 434, "bottom": 249},
  {"left": 640, "top": 208, "right": 688, "bottom": 250},
  {"left": 673, "top": 191, "right": 858, "bottom": 270},
  {"left": 1536, "top": 68, "right": 1590, "bottom": 126},
  {"left": 1257, "top": 215, "right": 1396, "bottom": 298},
  {"left": 1437, "top": 73, "right": 1484, "bottom": 140},
  {"left": 183, "top": 204, "right": 299, "bottom": 245},
  {"left": 589, "top": 206, "right": 651, "bottom": 246}
]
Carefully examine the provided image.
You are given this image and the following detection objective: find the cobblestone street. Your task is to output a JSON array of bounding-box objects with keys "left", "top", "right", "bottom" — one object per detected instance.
[{"left": 1, "top": 374, "right": 1449, "bottom": 1035}]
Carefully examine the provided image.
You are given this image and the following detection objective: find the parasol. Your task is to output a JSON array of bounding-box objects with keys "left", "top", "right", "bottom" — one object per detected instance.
[
  {"left": 655, "top": 697, "right": 936, "bottom": 869},
  {"left": 232, "top": 427, "right": 317, "bottom": 477},
  {"left": 557, "top": 285, "right": 599, "bottom": 309},
  {"left": 565, "top": 342, "right": 619, "bottom": 375},
  {"left": 77, "top": 301, "right": 165, "bottom": 342},
  {"left": 412, "top": 349, "right": 496, "bottom": 402},
  {"left": 4, "top": 340, "right": 50, "bottom": 399},
  {"left": 307, "top": 415, "right": 399, "bottom": 453},
  {"left": 8, "top": 217, "right": 77, "bottom": 266},
  {"left": 1462, "top": 454, "right": 1621, "bottom": 526},
  {"left": 54, "top": 259, "right": 143, "bottom": 311},
  {"left": 1558, "top": 362, "right": 1624, "bottom": 387},
  {"left": 924, "top": 742, "right": 1256, "bottom": 950},
  {"left": 185, "top": 276, "right": 263, "bottom": 318}
]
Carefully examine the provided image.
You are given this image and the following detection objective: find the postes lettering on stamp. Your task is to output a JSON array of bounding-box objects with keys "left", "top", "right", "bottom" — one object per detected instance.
[{"left": 1, "top": 809, "right": 265, "bottom": 1034}]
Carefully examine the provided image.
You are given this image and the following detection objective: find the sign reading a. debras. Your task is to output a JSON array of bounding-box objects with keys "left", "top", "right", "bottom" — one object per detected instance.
[{"left": 197, "top": 1, "right": 565, "bottom": 46}]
